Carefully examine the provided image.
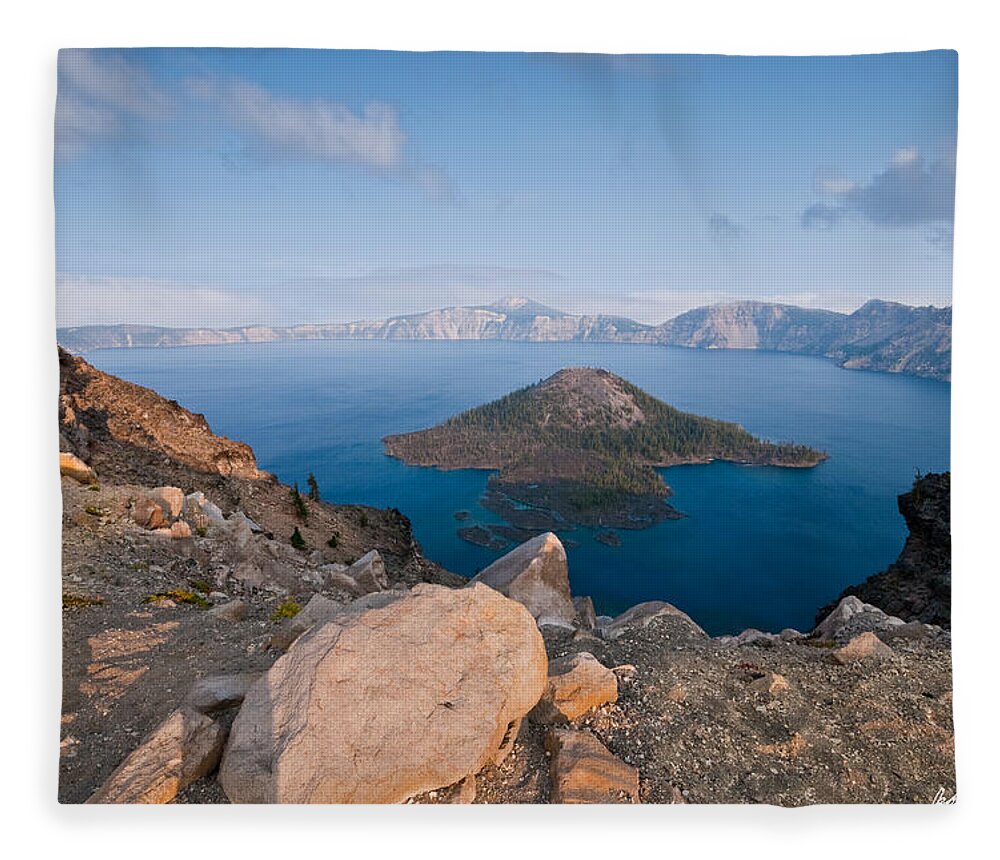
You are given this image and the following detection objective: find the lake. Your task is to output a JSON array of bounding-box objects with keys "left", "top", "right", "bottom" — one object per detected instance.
[{"left": 87, "top": 340, "right": 950, "bottom": 636}]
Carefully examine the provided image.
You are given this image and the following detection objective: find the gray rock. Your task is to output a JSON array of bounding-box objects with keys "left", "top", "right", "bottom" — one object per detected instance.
[
  {"left": 573, "top": 596, "right": 598, "bottom": 631},
  {"left": 208, "top": 599, "right": 247, "bottom": 623},
  {"left": 348, "top": 550, "right": 389, "bottom": 593},
  {"left": 600, "top": 601, "right": 706, "bottom": 640},
  {"left": 470, "top": 533, "right": 576, "bottom": 630},
  {"left": 184, "top": 673, "right": 260, "bottom": 714}
]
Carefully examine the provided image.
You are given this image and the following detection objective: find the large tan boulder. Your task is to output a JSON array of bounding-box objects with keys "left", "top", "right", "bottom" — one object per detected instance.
[
  {"left": 59, "top": 451, "right": 96, "bottom": 484},
  {"left": 219, "top": 583, "right": 547, "bottom": 803},
  {"left": 347, "top": 550, "right": 389, "bottom": 593},
  {"left": 132, "top": 497, "right": 166, "bottom": 530},
  {"left": 532, "top": 652, "right": 618, "bottom": 723},
  {"left": 150, "top": 486, "right": 185, "bottom": 518},
  {"left": 86, "top": 706, "right": 224, "bottom": 804},
  {"left": 470, "top": 532, "right": 576, "bottom": 629},
  {"left": 545, "top": 729, "right": 640, "bottom": 804}
]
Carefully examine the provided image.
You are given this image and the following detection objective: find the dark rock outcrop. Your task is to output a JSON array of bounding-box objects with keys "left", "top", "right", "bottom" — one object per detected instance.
[{"left": 817, "top": 472, "right": 951, "bottom": 628}]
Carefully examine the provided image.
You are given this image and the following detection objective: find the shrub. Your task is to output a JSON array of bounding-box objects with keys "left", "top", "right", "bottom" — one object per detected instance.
[
  {"left": 62, "top": 593, "right": 104, "bottom": 609},
  {"left": 307, "top": 472, "right": 321, "bottom": 502},
  {"left": 271, "top": 598, "right": 302, "bottom": 621},
  {"left": 290, "top": 526, "right": 307, "bottom": 550},
  {"left": 326, "top": 532, "right": 339, "bottom": 549},
  {"left": 145, "top": 589, "right": 210, "bottom": 609}
]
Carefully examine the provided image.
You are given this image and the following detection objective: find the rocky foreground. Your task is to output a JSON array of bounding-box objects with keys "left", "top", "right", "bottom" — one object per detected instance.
[{"left": 59, "top": 350, "right": 954, "bottom": 805}]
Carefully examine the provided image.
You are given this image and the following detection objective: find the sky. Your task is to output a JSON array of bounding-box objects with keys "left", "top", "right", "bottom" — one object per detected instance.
[{"left": 54, "top": 49, "right": 958, "bottom": 328}]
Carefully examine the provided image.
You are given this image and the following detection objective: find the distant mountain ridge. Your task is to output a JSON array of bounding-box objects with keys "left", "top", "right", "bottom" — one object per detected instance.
[{"left": 57, "top": 295, "right": 951, "bottom": 380}]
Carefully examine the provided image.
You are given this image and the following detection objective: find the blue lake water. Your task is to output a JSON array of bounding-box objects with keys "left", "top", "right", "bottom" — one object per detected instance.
[{"left": 88, "top": 340, "right": 950, "bottom": 636}]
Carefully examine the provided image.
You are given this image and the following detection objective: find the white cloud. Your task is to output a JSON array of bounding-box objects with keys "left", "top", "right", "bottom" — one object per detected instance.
[
  {"left": 192, "top": 78, "right": 407, "bottom": 171},
  {"left": 56, "top": 276, "right": 277, "bottom": 328}
]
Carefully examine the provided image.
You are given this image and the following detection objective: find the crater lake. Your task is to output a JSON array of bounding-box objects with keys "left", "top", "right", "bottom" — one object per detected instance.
[{"left": 86, "top": 339, "right": 950, "bottom": 635}]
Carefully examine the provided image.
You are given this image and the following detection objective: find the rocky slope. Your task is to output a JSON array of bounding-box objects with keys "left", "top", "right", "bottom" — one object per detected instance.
[
  {"left": 56, "top": 296, "right": 951, "bottom": 380},
  {"left": 817, "top": 472, "right": 951, "bottom": 628},
  {"left": 59, "top": 354, "right": 954, "bottom": 805}
]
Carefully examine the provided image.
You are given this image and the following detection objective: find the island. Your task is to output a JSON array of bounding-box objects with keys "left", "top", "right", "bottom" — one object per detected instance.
[{"left": 384, "top": 367, "right": 827, "bottom": 531}]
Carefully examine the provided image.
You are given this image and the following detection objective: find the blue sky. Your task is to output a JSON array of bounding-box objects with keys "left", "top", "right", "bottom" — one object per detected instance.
[{"left": 54, "top": 49, "right": 957, "bottom": 327}]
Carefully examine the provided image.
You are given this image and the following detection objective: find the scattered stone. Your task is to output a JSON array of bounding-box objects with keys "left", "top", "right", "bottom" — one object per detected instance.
[
  {"left": 184, "top": 673, "right": 259, "bottom": 715},
  {"left": 833, "top": 631, "right": 894, "bottom": 664},
  {"left": 470, "top": 532, "right": 576, "bottom": 629},
  {"left": 348, "top": 549, "right": 388, "bottom": 593},
  {"left": 600, "top": 601, "right": 706, "bottom": 640},
  {"left": 219, "top": 583, "right": 548, "bottom": 803},
  {"left": 86, "top": 706, "right": 224, "bottom": 804},
  {"left": 664, "top": 684, "right": 687, "bottom": 703},
  {"left": 169, "top": 520, "right": 192, "bottom": 539},
  {"left": 59, "top": 451, "right": 97, "bottom": 484},
  {"left": 749, "top": 671, "right": 790, "bottom": 697},
  {"left": 208, "top": 591, "right": 229, "bottom": 602},
  {"left": 208, "top": 599, "right": 247, "bottom": 623},
  {"left": 779, "top": 628, "right": 805, "bottom": 642},
  {"left": 449, "top": 774, "right": 477, "bottom": 804},
  {"left": 532, "top": 652, "right": 618, "bottom": 723},
  {"left": 545, "top": 729, "right": 640, "bottom": 804}
]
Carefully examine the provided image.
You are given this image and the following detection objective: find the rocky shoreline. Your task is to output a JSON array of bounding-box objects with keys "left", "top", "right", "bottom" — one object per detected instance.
[{"left": 59, "top": 349, "right": 954, "bottom": 805}]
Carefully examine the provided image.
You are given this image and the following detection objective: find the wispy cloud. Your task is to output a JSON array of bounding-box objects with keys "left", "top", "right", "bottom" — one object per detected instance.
[
  {"left": 803, "top": 147, "right": 956, "bottom": 232},
  {"left": 188, "top": 78, "right": 406, "bottom": 171},
  {"left": 56, "top": 49, "right": 171, "bottom": 160}
]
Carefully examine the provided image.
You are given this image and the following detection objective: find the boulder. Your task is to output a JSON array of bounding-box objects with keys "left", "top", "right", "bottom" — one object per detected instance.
[
  {"left": 599, "top": 601, "right": 706, "bottom": 640},
  {"left": 268, "top": 591, "right": 404, "bottom": 651},
  {"left": 132, "top": 497, "right": 165, "bottom": 530},
  {"left": 545, "top": 729, "right": 639, "bottom": 804},
  {"left": 59, "top": 451, "right": 96, "bottom": 484},
  {"left": 348, "top": 550, "right": 388, "bottom": 593},
  {"left": 833, "top": 631, "right": 894, "bottom": 665},
  {"left": 219, "top": 582, "right": 548, "bottom": 804},
  {"left": 149, "top": 486, "right": 184, "bottom": 519},
  {"left": 326, "top": 570, "right": 366, "bottom": 597},
  {"left": 470, "top": 533, "right": 576, "bottom": 629},
  {"left": 184, "top": 673, "right": 259, "bottom": 715},
  {"left": 532, "top": 652, "right": 618, "bottom": 723},
  {"left": 170, "top": 520, "right": 192, "bottom": 539},
  {"left": 573, "top": 596, "right": 598, "bottom": 631},
  {"left": 184, "top": 491, "right": 227, "bottom": 529},
  {"left": 86, "top": 706, "right": 224, "bottom": 804},
  {"left": 813, "top": 595, "right": 905, "bottom": 644},
  {"left": 208, "top": 599, "right": 248, "bottom": 623}
]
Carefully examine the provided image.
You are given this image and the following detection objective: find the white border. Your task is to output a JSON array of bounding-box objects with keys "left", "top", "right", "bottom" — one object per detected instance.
[{"left": 4, "top": 1, "right": 997, "bottom": 856}]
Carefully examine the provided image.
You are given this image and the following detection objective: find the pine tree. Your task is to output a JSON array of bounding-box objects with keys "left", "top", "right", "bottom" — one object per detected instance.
[{"left": 307, "top": 472, "right": 320, "bottom": 502}]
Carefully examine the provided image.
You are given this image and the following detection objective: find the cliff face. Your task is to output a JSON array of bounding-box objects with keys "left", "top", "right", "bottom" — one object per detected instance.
[
  {"left": 817, "top": 472, "right": 951, "bottom": 628},
  {"left": 652, "top": 300, "right": 952, "bottom": 380},
  {"left": 56, "top": 296, "right": 951, "bottom": 380}
]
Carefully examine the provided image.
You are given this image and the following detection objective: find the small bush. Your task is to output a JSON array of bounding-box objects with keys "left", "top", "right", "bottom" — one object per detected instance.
[
  {"left": 145, "top": 589, "right": 210, "bottom": 609},
  {"left": 358, "top": 511, "right": 369, "bottom": 528},
  {"left": 307, "top": 472, "right": 321, "bottom": 502},
  {"left": 271, "top": 598, "right": 302, "bottom": 621},
  {"left": 62, "top": 593, "right": 104, "bottom": 609},
  {"left": 326, "top": 532, "right": 339, "bottom": 549},
  {"left": 188, "top": 578, "right": 213, "bottom": 595},
  {"left": 87, "top": 484, "right": 100, "bottom": 492},
  {"left": 195, "top": 525, "right": 208, "bottom": 537},
  {"left": 84, "top": 505, "right": 104, "bottom": 517},
  {"left": 290, "top": 526, "right": 307, "bottom": 551}
]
